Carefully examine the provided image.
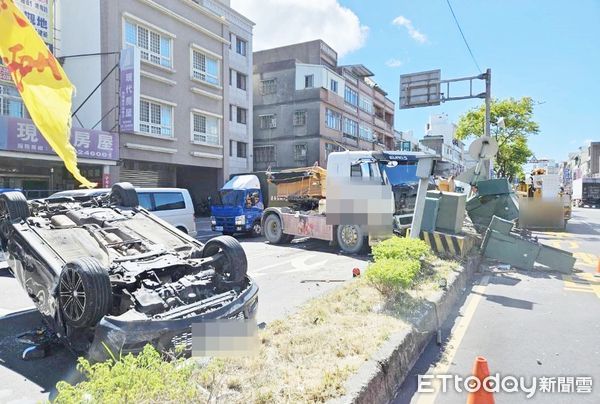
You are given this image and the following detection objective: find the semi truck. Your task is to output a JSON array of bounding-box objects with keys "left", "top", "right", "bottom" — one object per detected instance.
[
  {"left": 572, "top": 177, "right": 600, "bottom": 208},
  {"left": 261, "top": 150, "right": 432, "bottom": 254}
]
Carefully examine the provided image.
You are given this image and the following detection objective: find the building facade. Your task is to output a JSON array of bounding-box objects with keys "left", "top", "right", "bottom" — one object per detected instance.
[
  {"left": 419, "top": 113, "right": 465, "bottom": 176},
  {"left": 0, "top": 0, "right": 119, "bottom": 198},
  {"left": 252, "top": 40, "right": 395, "bottom": 170},
  {"left": 1, "top": 0, "right": 253, "bottom": 205}
]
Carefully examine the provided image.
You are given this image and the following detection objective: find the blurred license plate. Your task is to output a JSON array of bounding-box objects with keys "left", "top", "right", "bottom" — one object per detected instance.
[{"left": 215, "top": 226, "right": 223, "bottom": 231}]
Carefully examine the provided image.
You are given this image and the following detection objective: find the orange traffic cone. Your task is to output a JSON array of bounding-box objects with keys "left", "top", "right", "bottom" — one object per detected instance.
[{"left": 466, "top": 356, "right": 495, "bottom": 404}]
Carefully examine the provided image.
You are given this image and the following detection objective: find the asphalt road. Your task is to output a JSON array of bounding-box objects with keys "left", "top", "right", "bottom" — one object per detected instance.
[
  {"left": 394, "top": 207, "right": 600, "bottom": 404},
  {"left": 0, "top": 223, "right": 368, "bottom": 403}
]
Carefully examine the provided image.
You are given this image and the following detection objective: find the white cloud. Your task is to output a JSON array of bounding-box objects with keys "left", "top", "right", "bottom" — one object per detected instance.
[
  {"left": 392, "top": 15, "right": 427, "bottom": 44},
  {"left": 231, "top": 0, "right": 369, "bottom": 57},
  {"left": 385, "top": 58, "right": 403, "bottom": 68}
]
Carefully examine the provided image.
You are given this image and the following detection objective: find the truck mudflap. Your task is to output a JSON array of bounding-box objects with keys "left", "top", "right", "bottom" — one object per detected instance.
[{"left": 87, "top": 281, "right": 259, "bottom": 363}]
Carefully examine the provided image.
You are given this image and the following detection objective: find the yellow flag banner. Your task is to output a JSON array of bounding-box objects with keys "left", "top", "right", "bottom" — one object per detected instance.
[{"left": 0, "top": 0, "right": 95, "bottom": 188}]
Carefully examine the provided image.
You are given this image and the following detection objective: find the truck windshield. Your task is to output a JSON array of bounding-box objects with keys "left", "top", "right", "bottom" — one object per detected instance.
[
  {"left": 383, "top": 162, "right": 419, "bottom": 187},
  {"left": 219, "top": 189, "right": 243, "bottom": 206}
]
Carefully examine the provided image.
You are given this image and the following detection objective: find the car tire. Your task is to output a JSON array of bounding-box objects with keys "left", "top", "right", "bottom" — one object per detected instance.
[
  {"left": 0, "top": 191, "right": 29, "bottom": 221},
  {"left": 110, "top": 182, "right": 138, "bottom": 207},
  {"left": 59, "top": 257, "right": 112, "bottom": 328},
  {"left": 337, "top": 224, "right": 365, "bottom": 254},
  {"left": 251, "top": 221, "right": 262, "bottom": 237},
  {"left": 263, "top": 214, "right": 293, "bottom": 244},
  {"left": 202, "top": 236, "right": 247, "bottom": 286}
]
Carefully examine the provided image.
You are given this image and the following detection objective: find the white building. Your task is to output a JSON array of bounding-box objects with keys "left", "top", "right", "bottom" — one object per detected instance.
[{"left": 419, "top": 113, "right": 465, "bottom": 175}]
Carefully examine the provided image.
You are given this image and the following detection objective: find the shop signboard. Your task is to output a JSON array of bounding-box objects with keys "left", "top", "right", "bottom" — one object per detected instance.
[
  {"left": 119, "top": 47, "right": 140, "bottom": 133},
  {"left": 0, "top": 116, "right": 119, "bottom": 160},
  {"left": 15, "top": 0, "right": 54, "bottom": 49}
]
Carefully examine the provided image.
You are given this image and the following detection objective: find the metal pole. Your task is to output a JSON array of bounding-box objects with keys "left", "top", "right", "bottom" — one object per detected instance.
[
  {"left": 483, "top": 68, "right": 492, "bottom": 179},
  {"left": 410, "top": 176, "right": 430, "bottom": 238}
]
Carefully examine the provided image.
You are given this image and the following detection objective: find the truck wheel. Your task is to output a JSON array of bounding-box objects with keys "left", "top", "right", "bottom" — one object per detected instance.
[
  {"left": 264, "top": 214, "right": 293, "bottom": 244},
  {"left": 59, "top": 257, "right": 112, "bottom": 328},
  {"left": 202, "top": 236, "right": 247, "bottom": 286},
  {"left": 110, "top": 182, "right": 138, "bottom": 207},
  {"left": 0, "top": 192, "right": 29, "bottom": 221},
  {"left": 337, "top": 224, "right": 365, "bottom": 254},
  {"left": 251, "top": 221, "right": 262, "bottom": 237}
]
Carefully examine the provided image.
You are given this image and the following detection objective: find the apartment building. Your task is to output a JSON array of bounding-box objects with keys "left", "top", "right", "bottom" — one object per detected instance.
[
  {"left": 419, "top": 113, "right": 465, "bottom": 176},
  {"left": 0, "top": 0, "right": 253, "bottom": 203},
  {"left": 252, "top": 40, "right": 395, "bottom": 170}
]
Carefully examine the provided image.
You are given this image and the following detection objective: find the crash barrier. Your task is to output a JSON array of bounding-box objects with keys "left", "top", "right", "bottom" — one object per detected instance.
[
  {"left": 466, "top": 356, "right": 495, "bottom": 404},
  {"left": 481, "top": 216, "right": 576, "bottom": 273},
  {"left": 421, "top": 230, "right": 474, "bottom": 258},
  {"left": 466, "top": 179, "right": 519, "bottom": 232}
]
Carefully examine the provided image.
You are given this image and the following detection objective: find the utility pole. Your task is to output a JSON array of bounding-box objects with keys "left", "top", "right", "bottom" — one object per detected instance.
[{"left": 483, "top": 68, "right": 492, "bottom": 179}]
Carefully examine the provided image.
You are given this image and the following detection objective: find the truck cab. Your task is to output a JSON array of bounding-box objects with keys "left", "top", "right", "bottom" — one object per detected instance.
[{"left": 210, "top": 175, "right": 264, "bottom": 236}]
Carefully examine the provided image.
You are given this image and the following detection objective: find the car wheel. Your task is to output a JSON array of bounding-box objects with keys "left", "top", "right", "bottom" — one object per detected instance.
[
  {"left": 202, "top": 236, "right": 247, "bottom": 286},
  {"left": 251, "top": 221, "right": 262, "bottom": 237},
  {"left": 264, "top": 214, "right": 293, "bottom": 244},
  {"left": 110, "top": 182, "right": 138, "bottom": 207},
  {"left": 0, "top": 191, "right": 29, "bottom": 222},
  {"left": 337, "top": 224, "right": 365, "bottom": 254},
  {"left": 59, "top": 257, "right": 112, "bottom": 328}
]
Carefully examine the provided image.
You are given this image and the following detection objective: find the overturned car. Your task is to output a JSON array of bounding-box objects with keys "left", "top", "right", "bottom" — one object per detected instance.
[{"left": 0, "top": 183, "right": 258, "bottom": 359}]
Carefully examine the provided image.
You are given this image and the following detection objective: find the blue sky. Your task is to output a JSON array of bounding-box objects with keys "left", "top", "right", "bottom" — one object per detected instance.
[{"left": 235, "top": 0, "right": 600, "bottom": 162}]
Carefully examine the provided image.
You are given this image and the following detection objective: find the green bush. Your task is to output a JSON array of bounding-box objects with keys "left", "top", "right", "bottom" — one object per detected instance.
[
  {"left": 372, "top": 237, "right": 431, "bottom": 262},
  {"left": 365, "top": 258, "right": 422, "bottom": 296},
  {"left": 54, "top": 345, "right": 199, "bottom": 403}
]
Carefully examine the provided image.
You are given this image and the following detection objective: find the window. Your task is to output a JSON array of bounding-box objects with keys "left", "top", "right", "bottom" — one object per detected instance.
[
  {"left": 344, "top": 86, "right": 358, "bottom": 106},
  {"left": 330, "top": 79, "right": 338, "bottom": 93},
  {"left": 343, "top": 117, "right": 358, "bottom": 138},
  {"left": 261, "top": 79, "right": 277, "bottom": 95},
  {"left": 154, "top": 192, "right": 185, "bottom": 211},
  {"left": 0, "top": 84, "right": 23, "bottom": 117},
  {"left": 229, "top": 104, "right": 233, "bottom": 121},
  {"left": 236, "top": 37, "right": 247, "bottom": 56},
  {"left": 304, "top": 74, "right": 314, "bottom": 88},
  {"left": 359, "top": 96, "right": 373, "bottom": 113},
  {"left": 236, "top": 72, "right": 247, "bottom": 90},
  {"left": 294, "top": 144, "right": 307, "bottom": 161},
  {"left": 325, "top": 143, "right": 343, "bottom": 156},
  {"left": 124, "top": 21, "right": 172, "bottom": 67},
  {"left": 254, "top": 145, "right": 275, "bottom": 163},
  {"left": 359, "top": 124, "right": 373, "bottom": 141},
  {"left": 293, "top": 110, "right": 306, "bottom": 126},
  {"left": 139, "top": 99, "right": 172, "bottom": 136},
  {"left": 237, "top": 141, "right": 247, "bottom": 158},
  {"left": 229, "top": 68, "right": 233, "bottom": 86},
  {"left": 192, "top": 112, "right": 220, "bottom": 145},
  {"left": 325, "top": 108, "right": 341, "bottom": 130},
  {"left": 137, "top": 193, "right": 153, "bottom": 210},
  {"left": 259, "top": 114, "right": 276, "bottom": 129},
  {"left": 229, "top": 139, "right": 234, "bottom": 156},
  {"left": 192, "top": 49, "right": 219, "bottom": 85},
  {"left": 236, "top": 107, "right": 247, "bottom": 124}
]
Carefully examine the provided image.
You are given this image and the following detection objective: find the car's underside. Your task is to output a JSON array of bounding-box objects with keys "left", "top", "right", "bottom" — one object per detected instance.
[{"left": 0, "top": 184, "right": 258, "bottom": 358}]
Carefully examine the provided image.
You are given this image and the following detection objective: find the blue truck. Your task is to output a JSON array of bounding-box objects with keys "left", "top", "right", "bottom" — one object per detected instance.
[{"left": 210, "top": 173, "right": 273, "bottom": 236}]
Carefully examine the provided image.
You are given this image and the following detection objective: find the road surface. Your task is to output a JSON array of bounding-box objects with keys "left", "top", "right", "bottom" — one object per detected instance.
[{"left": 394, "top": 207, "right": 600, "bottom": 403}]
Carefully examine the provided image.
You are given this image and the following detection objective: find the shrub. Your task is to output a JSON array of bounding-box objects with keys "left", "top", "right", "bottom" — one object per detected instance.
[
  {"left": 365, "top": 258, "right": 422, "bottom": 296},
  {"left": 54, "top": 345, "right": 199, "bottom": 403},
  {"left": 372, "top": 237, "right": 431, "bottom": 262}
]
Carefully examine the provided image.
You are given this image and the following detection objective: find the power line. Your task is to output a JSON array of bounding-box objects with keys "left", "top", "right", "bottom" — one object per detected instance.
[{"left": 445, "top": 0, "right": 482, "bottom": 73}]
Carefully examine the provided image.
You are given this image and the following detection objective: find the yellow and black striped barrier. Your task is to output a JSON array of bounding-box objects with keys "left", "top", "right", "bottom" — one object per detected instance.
[{"left": 421, "top": 230, "right": 474, "bottom": 257}]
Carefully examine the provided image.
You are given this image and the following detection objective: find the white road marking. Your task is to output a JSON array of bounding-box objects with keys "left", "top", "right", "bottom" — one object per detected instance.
[{"left": 415, "top": 275, "right": 490, "bottom": 404}]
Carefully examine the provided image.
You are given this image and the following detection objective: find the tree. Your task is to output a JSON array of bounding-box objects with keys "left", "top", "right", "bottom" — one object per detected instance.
[{"left": 455, "top": 97, "right": 539, "bottom": 181}]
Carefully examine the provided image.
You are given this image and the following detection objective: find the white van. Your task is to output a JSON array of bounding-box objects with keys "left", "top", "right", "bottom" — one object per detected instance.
[{"left": 49, "top": 187, "right": 197, "bottom": 237}]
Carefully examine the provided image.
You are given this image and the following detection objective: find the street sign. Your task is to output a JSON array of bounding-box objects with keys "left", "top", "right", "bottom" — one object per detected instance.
[{"left": 399, "top": 69, "right": 441, "bottom": 109}]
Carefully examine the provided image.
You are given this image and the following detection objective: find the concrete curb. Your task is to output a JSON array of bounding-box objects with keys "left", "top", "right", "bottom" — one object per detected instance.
[{"left": 331, "top": 255, "right": 481, "bottom": 404}]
